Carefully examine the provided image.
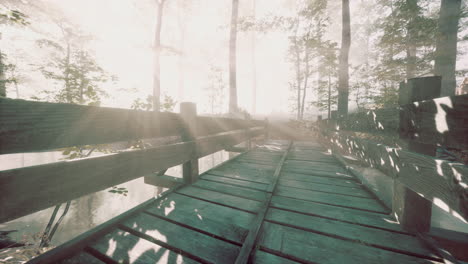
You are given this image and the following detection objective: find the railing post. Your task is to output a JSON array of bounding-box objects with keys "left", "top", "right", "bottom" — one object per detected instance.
[
  {"left": 264, "top": 118, "right": 269, "bottom": 140},
  {"left": 180, "top": 102, "right": 199, "bottom": 184},
  {"left": 394, "top": 76, "right": 441, "bottom": 233},
  {"left": 244, "top": 112, "right": 251, "bottom": 150}
]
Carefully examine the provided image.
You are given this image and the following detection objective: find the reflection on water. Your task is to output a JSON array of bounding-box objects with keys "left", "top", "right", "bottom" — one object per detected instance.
[{"left": 0, "top": 150, "right": 234, "bottom": 246}]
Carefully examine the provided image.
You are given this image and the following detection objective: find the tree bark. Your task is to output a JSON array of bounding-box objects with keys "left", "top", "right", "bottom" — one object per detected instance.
[
  {"left": 251, "top": 0, "right": 257, "bottom": 114},
  {"left": 338, "top": 0, "right": 350, "bottom": 116},
  {"left": 229, "top": 0, "right": 239, "bottom": 114},
  {"left": 434, "top": 0, "right": 461, "bottom": 96},
  {"left": 405, "top": 0, "right": 418, "bottom": 79},
  {"left": 153, "top": 0, "right": 165, "bottom": 111},
  {"left": 0, "top": 50, "right": 6, "bottom": 97}
]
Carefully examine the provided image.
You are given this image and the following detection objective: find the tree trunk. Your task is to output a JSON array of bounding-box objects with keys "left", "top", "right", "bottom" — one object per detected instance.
[
  {"left": 65, "top": 43, "right": 72, "bottom": 103},
  {"left": 153, "top": 0, "right": 165, "bottom": 111},
  {"left": 328, "top": 72, "right": 331, "bottom": 119},
  {"left": 292, "top": 21, "right": 301, "bottom": 120},
  {"left": 250, "top": 0, "right": 257, "bottom": 114},
  {"left": 338, "top": 0, "right": 350, "bottom": 116},
  {"left": 0, "top": 50, "right": 6, "bottom": 97},
  {"left": 405, "top": 0, "right": 418, "bottom": 79},
  {"left": 301, "top": 50, "right": 310, "bottom": 119},
  {"left": 229, "top": 0, "right": 239, "bottom": 114},
  {"left": 434, "top": 0, "right": 461, "bottom": 96}
]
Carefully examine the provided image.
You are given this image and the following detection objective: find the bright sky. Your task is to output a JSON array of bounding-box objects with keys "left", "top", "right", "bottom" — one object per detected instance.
[
  {"left": 2, "top": 0, "right": 467, "bottom": 117},
  {"left": 30, "top": 0, "right": 292, "bottom": 116}
]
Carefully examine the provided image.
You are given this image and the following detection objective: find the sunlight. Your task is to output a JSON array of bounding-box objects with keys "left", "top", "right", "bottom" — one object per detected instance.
[
  {"left": 433, "top": 197, "right": 450, "bottom": 213},
  {"left": 128, "top": 237, "right": 169, "bottom": 264},
  {"left": 434, "top": 97, "right": 453, "bottom": 133},
  {"left": 105, "top": 238, "right": 117, "bottom": 257},
  {"left": 165, "top": 200, "right": 176, "bottom": 216}
]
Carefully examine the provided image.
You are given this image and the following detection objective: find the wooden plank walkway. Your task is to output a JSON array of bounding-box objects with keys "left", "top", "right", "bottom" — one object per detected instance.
[{"left": 32, "top": 140, "right": 442, "bottom": 264}]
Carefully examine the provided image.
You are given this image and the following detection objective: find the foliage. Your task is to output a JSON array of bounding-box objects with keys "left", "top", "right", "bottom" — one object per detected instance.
[
  {"left": 0, "top": 7, "right": 29, "bottom": 26},
  {"left": 204, "top": 65, "right": 226, "bottom": 114},
  {"left": 108, "top": 186, "right": 128, "bottom": 196},
  {"left": 37, "top": 39, "right": 110, "bottom": 105}
]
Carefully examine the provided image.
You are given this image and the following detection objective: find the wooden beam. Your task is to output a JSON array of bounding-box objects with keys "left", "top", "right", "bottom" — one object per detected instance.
[
  {"left": 27, "top": 186, "right": 185, "bottom": 264},
  {"left": 395, "top": 76, "right": 442, "bottom": 233},
  {"left": 143, "top": 174, "right": 184, "bottom": 188},
  {"left": 0, "top": 97, "right": 183, "bottom": 154},
  {"left": 324, "top": 130, "right": 468, "bottom": 222},
  {"left": 0, "top": 142, "right": 195, "bottom": 223},
  {"left": 180, "top": 102, "right": 199, "bottom": 184},
  {"left": 234, "top": 141, "right": 292, "bottom": 264},
  {"left": 196, "top": 127, "right": 264, "bottom": 157},
  {"left": 400, "top": 93, "right": 468, "bottom": 150}
]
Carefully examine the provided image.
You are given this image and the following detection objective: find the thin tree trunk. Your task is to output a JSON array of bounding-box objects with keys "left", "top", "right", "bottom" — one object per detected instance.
[
  {"left": 338, "top": 0, "right": 350, "bottom": 116},
  {"left": 65, "top": 43, "right": 71, "bottom": 103},
  {"left": 434, "top": 0, "right": 461, "bottom": 96},
  {"left": 301, "top": 50, "right": 309, "bottom": 119},
  {"left": 251, "top": 0, "right": 257, "bottom": 114},
  {"left": 405, "top": 0, "right": 418, "bottom": 79},
  {"left": 292, "top": 21, "right": 301, "bottom": 120},
  {"left": 229, "top": 0, "right": 239, "bottom": 114},
  {"left": 153, "top": 0, "right": 165, "bottom": 111},
  {"left": 328, "top": 72, "right": 331, "bottom": 119},
  {"left": 0, "top": 50, "right": 6, "bottom": 97},
  {"left": 177, "top": 1, "right": 187, "bottom": 102}
]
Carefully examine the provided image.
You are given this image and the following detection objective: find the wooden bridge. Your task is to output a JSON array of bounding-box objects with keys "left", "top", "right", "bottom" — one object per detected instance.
[{"left": 0, "top": 76, "right": 467, "bottom": 263}]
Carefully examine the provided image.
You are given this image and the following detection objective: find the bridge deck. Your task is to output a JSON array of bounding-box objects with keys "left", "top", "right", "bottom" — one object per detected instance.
[{"left": 36, "top": 140, "right": 441, "bottom": 264}]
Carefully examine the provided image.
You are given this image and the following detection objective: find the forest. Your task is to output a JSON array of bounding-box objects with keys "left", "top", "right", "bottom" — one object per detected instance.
[
  {"left": 0, "top": 0, "right": 466, "bottom": 120},
  {"left": 0, "top": 0, "right": 467, "bottom": 263}
]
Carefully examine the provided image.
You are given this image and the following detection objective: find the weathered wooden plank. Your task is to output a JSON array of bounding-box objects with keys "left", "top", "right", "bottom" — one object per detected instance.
[
  {"left": 0, "top": 142, "right": 194, "bottom": 223},
  {"left": 394, "top": 149, "right": 468, "bottom": 221},
  {"left": 145, "top": 193, "right": 255, "bottom": 243},
  {"left": 90, "top": 229, "right": 200, "bottom": 264},
  {"left": 193, "top": 180, "right": 268, "bottom": 201},
  {"left": 201, "top": 174, "right": 269, "bottom": 191},
  {"left": 196, "top": 127, "right": 265, "bottom": 158},
  {"left": 277, "top": 178, "right": 371, "bottom": 198},
  {"left": 207, "top": 169, "right": 272, "bottom": 184},
  {"left": 253, "top": 250, "right": 301, "bottom": 264},
  {"left": 280, "top": 167, "right": 355, "bottom": 180},
  {"left": 121, "top": 213, "right": 240, "bottom": 263},
  {"left": 176, "top": 186, "right": 263, "bottom": 213},
  {"left": 283, "top": 160, "right": 348, "bottom": 174},
  {"left": 0, "top": 97, "right": 184, "bottom": 154},
  {"left": 266, "top": 208, "right": 437, "bottom": 259},
  {"left": 280, "top": 172, "right": 360, "bottom": 187},
  {"left": 59, "top": 252, "right": 106, "bottom": 264},
  {"left": 270, "top": 196, "right": 404, "bottom": 232},
  {"left": 28, "top": 187, "right": 183, "bottom": 264},
  {"left": 234, "top": 141, "right": 291, "bottom": 264},
  {"left": 400, "top": 93, "right": 468, "bottom": 150},
  {"left": 275, "top": 186, "right": 387, "bottom": 213},
  {"left": 323, "top": 130, "right": 468, "bottom": 221},
  {"left": 337, "top": 107, "right": 400, "bottom": 135},
  {"left": 259, "top": 222, "right": 437, "bottom": 264},
  {"left": 143, "top": 174, "right": 183, "bottom": 188}
]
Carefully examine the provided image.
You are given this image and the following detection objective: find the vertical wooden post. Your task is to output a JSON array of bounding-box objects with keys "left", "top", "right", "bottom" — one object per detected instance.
[
  {"left": 394, "top": 76, "right": 442, "bottom": 233},
  {"left": 264, "top": 118, "right": 269, "bottom": 140},
  {"left": 180, "top": 102, "right": 199, "bottom": 184},
  {"left": 244, "top": 112, "right": 251, "bottom": 150},
  {"left": 330, "top": 110, "right": 338, "bottom": 131}
]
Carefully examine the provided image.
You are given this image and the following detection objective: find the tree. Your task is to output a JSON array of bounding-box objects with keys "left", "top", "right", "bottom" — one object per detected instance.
[
  {"left": 434, "top": 0, "right": 462, "bottom": 96},
  {"left": 229, "top": 0, "right": 239, "bottom": 114},
  {"left": 37, "top": 37, "right": 109, "bottom": 105},
  {"left": 0, "top": 7, "right": 28, "bottom": 97},
  {"left": 153, "top": 0, "right": 167, "bottom": 111},
  {"left": 337, "top": 0, "right": 350, "bottom": 116},
  {"left": 204, "top": 65, "right": 226, "bottom": 114}
]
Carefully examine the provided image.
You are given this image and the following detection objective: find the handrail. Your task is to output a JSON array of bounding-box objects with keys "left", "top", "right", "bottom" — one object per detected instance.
[
  {"left": 0, "top": 99, "right": 267, "bottom": 222},
  {"left": 0, "top": 97, "right": 265, "bottom": 154}
]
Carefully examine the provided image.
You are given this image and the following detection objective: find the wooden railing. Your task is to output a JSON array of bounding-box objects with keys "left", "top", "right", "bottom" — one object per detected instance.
[
  {"left": 0, "top": 98, "right": 267, "bottom": 223},
  {"left": 316, "top": 76, "right": 468, "bottom": 232}
]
